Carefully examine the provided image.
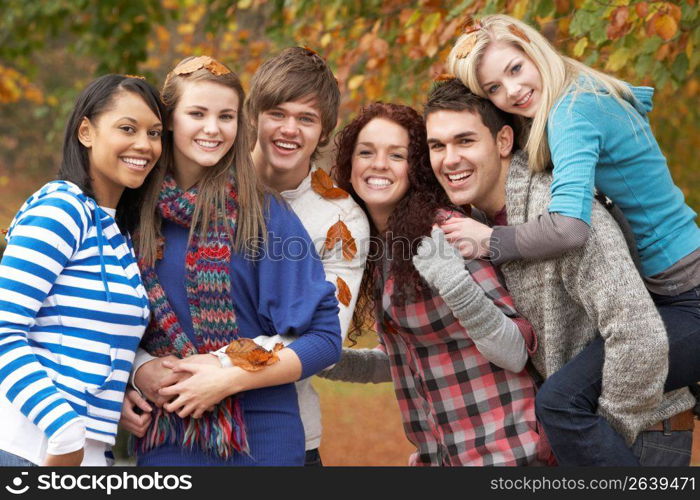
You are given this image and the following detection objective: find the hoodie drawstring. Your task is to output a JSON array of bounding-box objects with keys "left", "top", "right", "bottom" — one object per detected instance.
[{"left": 95, "top": 208, "right": 112, "bottom": 303}]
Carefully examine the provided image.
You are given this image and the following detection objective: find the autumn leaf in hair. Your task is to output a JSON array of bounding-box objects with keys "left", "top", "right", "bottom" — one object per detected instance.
[
  {"left": 434, "top": 73, "right": 456, "bottom": 82},
  {"left": 460, "top": 17, "right": 482, "bottom": 34},
  {"left": 174, "top": 56, "right": 211, "bottom": 75},
  {"left": 124, "top": 74, "right": 146, "bottom": 80},
  {"left": 311, "top": 168, "right": 349, "bottom": 199},
  {"left": 303, "top": 46, "right": 319, "bottom": 56},
  {"left": 336, "top": 276, "right": 352, "bottom": 307},
  {"left": 454, "top": 35, "right": 478, "bottom": 59},
  {"left": 206, "top": 59, "right": 231, "bottom": 75},
  {"left": 508, "top": 24, "right": 531, "bottom": 43},
  {"left": 174, "top": 56, "right": 231, "bottom": 76}
]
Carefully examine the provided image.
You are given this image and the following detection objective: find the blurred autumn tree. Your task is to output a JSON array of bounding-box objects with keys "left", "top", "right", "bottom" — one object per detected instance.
[{"left": 1, "top": 0, "right": 699, "bottom": 226}]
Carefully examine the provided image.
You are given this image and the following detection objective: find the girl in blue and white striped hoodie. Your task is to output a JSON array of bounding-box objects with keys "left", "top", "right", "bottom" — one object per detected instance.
[{"left": 0, "top": 74, "right": 165, "bottom": 466}]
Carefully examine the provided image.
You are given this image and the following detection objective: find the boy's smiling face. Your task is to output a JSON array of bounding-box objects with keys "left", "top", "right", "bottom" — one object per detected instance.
[
  {"left": 254, "top": 95, "right": 323, "bottom": 187},
  {"left": 426, "top": 108, "right": 511, "bottom": 216}
]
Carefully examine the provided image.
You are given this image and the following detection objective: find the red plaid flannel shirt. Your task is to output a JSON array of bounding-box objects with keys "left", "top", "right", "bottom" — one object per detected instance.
[{"left": 376, "top": 255, "right": 550, "bottom": 466}]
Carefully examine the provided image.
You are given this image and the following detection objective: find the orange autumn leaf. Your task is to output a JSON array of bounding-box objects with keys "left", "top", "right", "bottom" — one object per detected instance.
[
  {"left": 507, "top": 24, "right": 530, "bottom": 43},
  {"left": 635, "top": 2, "right": 649, "bottom": 18},
  {"left": 325, "top": 220, "right": 357, "bottom": 261},
  {"left": 225, "top": 338, "right": 283, "bottom": 372},
  {"left": 459, "top": 16, "right": 481, "bottom": 34},
  {"left": 174, "top": 56, "right": 231, "bottom": 76},
  {"left": 336, "top": 276, "right": 352, "bottom": 306},
  {"left": 205, "top": 59, "right": 232, "bottom": 76},
  {"left": 453, "top": 35, "right": 477, "bottom": 59},
  {"left": 653, "top": 14, "right": 678, "bottom": 41},
  {"left": 434, "top": 72, "right": 456, "bottom": 81},
  {"left": 311, "top": 168, "right": 349, "bottom": 199}
]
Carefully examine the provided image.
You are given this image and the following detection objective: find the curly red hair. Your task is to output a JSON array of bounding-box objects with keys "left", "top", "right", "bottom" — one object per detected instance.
[{"left": 332, "top": 102, "right": 460, "bottom": 340}]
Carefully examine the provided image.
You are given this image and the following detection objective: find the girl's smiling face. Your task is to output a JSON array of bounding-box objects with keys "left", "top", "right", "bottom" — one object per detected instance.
[
  {"left": 80, "top": 91, "right": 162, "bottom": 208},
  {"left": 477, "top": 41, "right": 543, "bottom": 118},
  {"left": 171, "top": 80, "right": 239, "bottom": 180},
  {"left": 350, "top": 117, "right": 411, "bottom": 230}
]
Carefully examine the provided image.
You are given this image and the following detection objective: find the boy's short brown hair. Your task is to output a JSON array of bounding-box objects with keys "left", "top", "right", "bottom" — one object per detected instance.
[
  {"left": 424, "top": 78, "right": 514, "bottom": 140},
  {"left": 245, "top": 47, "right": 340, "bottom": 156}
]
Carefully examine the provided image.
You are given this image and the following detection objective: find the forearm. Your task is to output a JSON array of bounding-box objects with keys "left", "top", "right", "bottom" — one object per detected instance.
[
  {"left": 129, "top": 347, "right": 156, "bottom": 395},
  {"left": 222, "top": 347, "right": 303, "bottom": 395},
  {"left": 319, "top": 347, "right": 392, "bottom": 384},
  {"left": 490, "top": 212, "right": 590, "bottom": 265},
  {"left": 413, "top": 228, "right": 528, "bottom": 372}
]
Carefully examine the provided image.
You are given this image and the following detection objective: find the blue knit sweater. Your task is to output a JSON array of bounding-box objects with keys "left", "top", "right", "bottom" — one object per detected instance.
[{"left": 137, "top": 195, "right": 341, "bottom": 466}]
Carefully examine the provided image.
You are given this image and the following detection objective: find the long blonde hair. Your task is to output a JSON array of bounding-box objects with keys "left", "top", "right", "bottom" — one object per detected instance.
[
  {"left": 447, "top": 14, "right": 635, "bottom": 172},
  {"left": 138, "top": 56, "right": 266, "bottom": 265}
]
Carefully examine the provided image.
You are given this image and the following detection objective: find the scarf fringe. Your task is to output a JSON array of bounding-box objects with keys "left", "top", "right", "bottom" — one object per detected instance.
[{"left": 130, "top": 397, "right": 249, "bottom": 459}]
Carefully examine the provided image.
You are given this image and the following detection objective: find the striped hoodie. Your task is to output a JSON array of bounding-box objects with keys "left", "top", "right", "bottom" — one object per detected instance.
[{"left": 0, "top": 181, "right": 149, "bottom": 463}]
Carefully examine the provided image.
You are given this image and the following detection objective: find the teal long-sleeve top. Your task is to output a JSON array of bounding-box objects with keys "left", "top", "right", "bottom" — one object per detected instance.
[{"left": 546, "top": 80, "right": 700, "bottom": 277}]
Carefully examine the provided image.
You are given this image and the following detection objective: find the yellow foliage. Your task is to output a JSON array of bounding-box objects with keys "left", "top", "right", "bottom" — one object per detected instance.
[
  {"left": 606, "top": 47, "right": 631, "bottom": 71},
  {"left": 421, "top": 12, "right": 441, "bottom": 36},
  {"left": 348, "top": 75, "right": 365, "bottom": 91},
  {"left": 0, "top": 66, "right": 44, "bottom": 105},
  {"left": 177, "top": 23, "right": 195, "bottom": 35},
  {"left": 573, "top": 37, "right": 588, "bottom": 58},
  {"left": 321, "top": 33, "right": 332, "bottom": 48},
  {"left": 513, "top": 0, "right": 529, "bottom": 19}
]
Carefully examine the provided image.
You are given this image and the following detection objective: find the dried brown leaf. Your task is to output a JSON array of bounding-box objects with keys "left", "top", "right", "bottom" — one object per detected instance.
[
  {"left": 325, "top": 220, "right": 357, "bottom": 261},
  {"left": 507, "top": 24, "right": 531, "bottom": 43},
  {"left": 311, "top": 168, "right": 349, "bottom": 199},
  {"left": 454, "top": 35, "right": 477, "bottom": 59},
  {"left": 336, "top": 276, "right": 352, "bottom": 306},
  {"left": 225, "top": 338, "right": 282, "bottom": 372}
]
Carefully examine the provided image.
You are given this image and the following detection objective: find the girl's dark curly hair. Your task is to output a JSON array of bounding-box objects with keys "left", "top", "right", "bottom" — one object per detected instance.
[{"left": 332, "top": 102, "right": 459, "bottom": 342}]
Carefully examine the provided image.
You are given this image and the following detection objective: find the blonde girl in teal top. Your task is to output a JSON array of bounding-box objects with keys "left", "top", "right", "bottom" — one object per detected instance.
[{"left": 444, "top": 13, "right": 700, "bottom": 466}]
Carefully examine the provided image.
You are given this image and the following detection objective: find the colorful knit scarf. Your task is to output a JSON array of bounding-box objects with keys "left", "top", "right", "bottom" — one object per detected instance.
[{"left": 133, "top": 174, "right": 248, "bottom": 459}]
